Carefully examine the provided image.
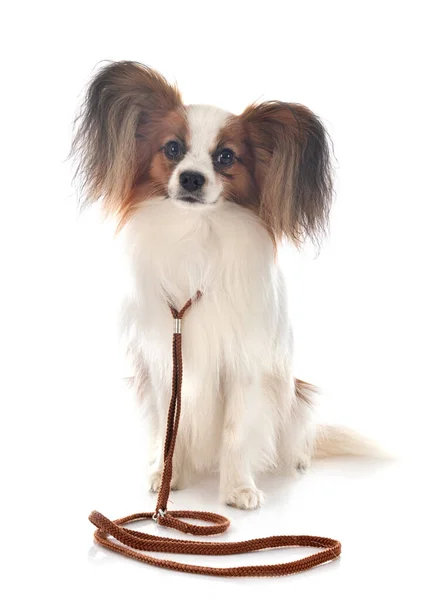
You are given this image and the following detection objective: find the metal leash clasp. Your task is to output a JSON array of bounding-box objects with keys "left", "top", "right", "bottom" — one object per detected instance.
[
  {"left": 173, "top": 318, "right": 182, "bottom": 334},
  {"left": 152, "top": 508, "right": 167, "bottom": 523}
]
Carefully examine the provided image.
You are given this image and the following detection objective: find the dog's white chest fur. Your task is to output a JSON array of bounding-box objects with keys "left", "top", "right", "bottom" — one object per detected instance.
[{"left": 119, "top": 199, "right": 292, "bottom": 473}]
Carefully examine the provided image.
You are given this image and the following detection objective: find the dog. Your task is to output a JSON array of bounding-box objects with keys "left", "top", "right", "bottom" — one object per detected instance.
[{"left": 72, "top": 61, "right": 370, "bottom": 509}]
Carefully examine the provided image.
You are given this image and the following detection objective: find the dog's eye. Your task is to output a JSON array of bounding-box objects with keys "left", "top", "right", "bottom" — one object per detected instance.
[
  {"left": 215, "top": 148, "right": 235, "bottom": 166},
  {"left": 164, "top": 140, "right": 182, "bottom": 160}
]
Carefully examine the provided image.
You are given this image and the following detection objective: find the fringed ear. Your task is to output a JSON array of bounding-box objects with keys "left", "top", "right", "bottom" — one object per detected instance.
[
  {"left": 242, "top": 102, "right": 333, "bottom": 246},
  {"left": 71, "top": 61, "right": 181, "bottom": 212}
]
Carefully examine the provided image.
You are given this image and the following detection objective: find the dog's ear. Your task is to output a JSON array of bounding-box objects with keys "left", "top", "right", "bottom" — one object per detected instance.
[
  {"left": 242, "top": 102, "right": 333, "bottom": 246},
  {"left": 72, "top": 61, "right": 181, "bottom": 211}
]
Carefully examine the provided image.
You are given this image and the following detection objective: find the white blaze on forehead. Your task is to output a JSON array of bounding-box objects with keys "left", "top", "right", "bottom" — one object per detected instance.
[
  {"left": 186, "top": 105, "right": 231, "bottom": 157},
  {"left": 167, "top": 104, "right": 233, "bottom": 206}
]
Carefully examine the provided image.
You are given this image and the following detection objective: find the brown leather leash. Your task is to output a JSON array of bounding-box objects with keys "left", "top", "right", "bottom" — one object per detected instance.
[{"left": 89, "top": 291, "right": 342, "bottom": 577}]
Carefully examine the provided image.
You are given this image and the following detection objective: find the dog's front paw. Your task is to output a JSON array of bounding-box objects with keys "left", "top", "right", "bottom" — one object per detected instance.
[
  {"left": 296, "top": 454, "right": 311, "bottom": 473},
  {"left": 292, "top": 452, "right": 311, "bottom": 475},
  {"left": 148, "top": 470, "right": 182, "bottom": 492},
  {"left": 225, "top": 486, "right": 265, "bottom": 510},
  {"left": 148, "top": 470, "right": 163, "bottom": 493}
]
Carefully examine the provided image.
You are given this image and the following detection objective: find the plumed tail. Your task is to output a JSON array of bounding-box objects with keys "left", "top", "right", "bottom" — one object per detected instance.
[
  {"left": 314, "top": 425, "right": 388, "bottom": 459},
  {"left": 294, "top": 380, "right": 389, "bottom": 459}
]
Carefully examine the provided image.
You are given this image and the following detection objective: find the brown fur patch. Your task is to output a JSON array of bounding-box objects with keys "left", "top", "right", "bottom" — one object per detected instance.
[
  {"left": 241, "top": 102, "right": 333, "bottom": 246},
  {"left": 216, "top": 117, "right": 278, "bottom": 250},
  {"left": 117, "top": 108, "right": 188, "bottom": 227},
  {"left": 215, "top": 102, "right": 332, "bottom": 248},
  {"left": 295, "top": 378, "right": 318, "bottom": 407},
  {"left": 71, "top": 61, "right": 185, "bottom": 218},
  {"left": 215, "top": 117, "right": 259, "bottom": 209}
]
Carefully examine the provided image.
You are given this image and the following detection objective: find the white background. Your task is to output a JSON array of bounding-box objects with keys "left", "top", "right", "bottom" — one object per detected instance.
[{"left": 1, "top": 1, "right": 422, "bottom": 598}]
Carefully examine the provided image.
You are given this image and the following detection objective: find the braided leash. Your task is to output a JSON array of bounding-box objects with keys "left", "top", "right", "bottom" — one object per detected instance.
[{"left": 89, "top": 291, "right": 341, "bottom": 577}]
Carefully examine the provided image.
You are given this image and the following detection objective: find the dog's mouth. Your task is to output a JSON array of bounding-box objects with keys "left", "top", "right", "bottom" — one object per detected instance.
[
  {"left": 169, "top": 194, "right": 205, "bottom": 205},
  {"left": 177, "top": 194, "right": 204, "bottom": 204},
  {"left": 167, "top": 193, "right": 218, "bottom": 207}
]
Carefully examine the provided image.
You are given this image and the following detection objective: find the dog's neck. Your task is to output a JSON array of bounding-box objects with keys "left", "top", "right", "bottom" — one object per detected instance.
[{"left": 120, "top": 197, "right": 275, "bottom": 307}]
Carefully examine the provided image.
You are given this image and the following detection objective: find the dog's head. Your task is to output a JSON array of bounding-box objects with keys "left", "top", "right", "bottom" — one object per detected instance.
[{"left": 72, "top": 61, "right": 333, "bottom": 245}]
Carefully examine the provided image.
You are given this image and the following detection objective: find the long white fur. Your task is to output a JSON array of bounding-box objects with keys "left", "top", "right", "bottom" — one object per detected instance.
[{"left": 118, "top": 106, "right": 331, "bottom": 509}]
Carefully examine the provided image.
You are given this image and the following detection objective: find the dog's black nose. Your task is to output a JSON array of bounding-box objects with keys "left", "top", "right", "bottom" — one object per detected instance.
[{"left": 179, "top": 171, "right": 205, "bottom": 193}]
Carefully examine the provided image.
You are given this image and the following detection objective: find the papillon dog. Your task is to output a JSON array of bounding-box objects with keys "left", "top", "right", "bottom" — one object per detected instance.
[{"left": 73, "top": 61, "right": 368, "bottom": 509}]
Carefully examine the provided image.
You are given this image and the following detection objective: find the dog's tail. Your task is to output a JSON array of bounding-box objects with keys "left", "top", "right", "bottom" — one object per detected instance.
[
  {"left": 295, "top": 379, "right": 388, "bottom": 459},
  {"left": 313, "top": 425, "right": 388, "bottom": 458}
]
